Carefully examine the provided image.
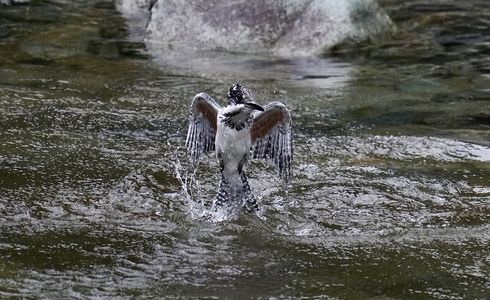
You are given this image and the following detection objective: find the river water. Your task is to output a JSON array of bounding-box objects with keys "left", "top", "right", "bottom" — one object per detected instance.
[{"left": 0, "top": 0, "right": 489, "bottom": 299}]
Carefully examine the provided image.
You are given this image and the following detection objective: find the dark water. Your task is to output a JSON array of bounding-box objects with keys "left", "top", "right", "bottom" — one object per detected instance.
[{"left": 0, "top": 0, "right": 489, "bottom": 298}]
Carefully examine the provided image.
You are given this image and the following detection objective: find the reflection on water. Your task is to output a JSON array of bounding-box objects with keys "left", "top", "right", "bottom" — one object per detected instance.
[{"left": 0, "top": 0, "right": 489, "bottom": 298}]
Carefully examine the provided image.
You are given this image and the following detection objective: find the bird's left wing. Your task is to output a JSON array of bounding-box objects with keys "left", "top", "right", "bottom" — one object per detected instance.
[
  {"left": 185, "top": 92, "right": 221, "bottom": 162},
  {"left": 251, "top": 102, "right": 293, "bottom": 181}
]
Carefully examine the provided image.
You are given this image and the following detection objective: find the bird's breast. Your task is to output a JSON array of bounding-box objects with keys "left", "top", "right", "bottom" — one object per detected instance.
[{"left": 215, "top": 120, "right": 252, "bottom": 168}]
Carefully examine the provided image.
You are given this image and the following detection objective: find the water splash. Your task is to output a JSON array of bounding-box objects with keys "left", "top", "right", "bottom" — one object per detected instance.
[{"left": 173, "top": 142, "right": 278, "bottom": 222}]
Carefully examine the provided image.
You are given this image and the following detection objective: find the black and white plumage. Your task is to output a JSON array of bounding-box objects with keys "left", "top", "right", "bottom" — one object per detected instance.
[{"left": 185, "top": 83, "right": 292, "bottom": 212}]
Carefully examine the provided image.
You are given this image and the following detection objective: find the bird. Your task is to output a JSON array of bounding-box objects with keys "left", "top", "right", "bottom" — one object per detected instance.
[{"left": 185, "top": 83, "right": 292, "bottom": 212}]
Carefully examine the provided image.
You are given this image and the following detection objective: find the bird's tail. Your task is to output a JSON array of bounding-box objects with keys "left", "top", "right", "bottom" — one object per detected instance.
[{"left": 215, "top": 172, "right": 259, "bottom": 212}]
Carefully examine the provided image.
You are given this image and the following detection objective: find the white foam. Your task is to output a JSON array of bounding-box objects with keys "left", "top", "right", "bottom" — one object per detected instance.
[{"left": 307, "top": 135, "right": 490, "bottom": 162}]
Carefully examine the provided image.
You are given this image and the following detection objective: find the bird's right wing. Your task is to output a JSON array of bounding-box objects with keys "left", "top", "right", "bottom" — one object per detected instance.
[
  {"left": 251, "top": 102, "right": 293, "bottom": 181},
  {"left": 185, "top": 92, "right": 221, "bottom": 162}
]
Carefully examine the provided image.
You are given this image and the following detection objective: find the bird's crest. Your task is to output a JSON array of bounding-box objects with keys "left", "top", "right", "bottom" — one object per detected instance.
[{"left": 227, "top": 83, "right": 256, "bottom": 105}]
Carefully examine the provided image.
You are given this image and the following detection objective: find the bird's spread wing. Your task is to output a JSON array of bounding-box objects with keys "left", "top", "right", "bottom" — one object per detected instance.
[
  {"left": 185, "top": 92, "right": 221, "bottom": 162},
  {"left": 251, "top": 102, "right": 292, "bottom": 181}
]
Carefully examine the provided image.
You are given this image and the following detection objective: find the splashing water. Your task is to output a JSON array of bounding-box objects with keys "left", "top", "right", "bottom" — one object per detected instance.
[{"left": 173, "top": 152, "right": 271, "bottom": 222}]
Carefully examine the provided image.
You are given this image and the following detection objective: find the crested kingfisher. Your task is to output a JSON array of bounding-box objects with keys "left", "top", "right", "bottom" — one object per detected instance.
[{"left": 185, "top": 83, "right": 292, "bottom": 212}]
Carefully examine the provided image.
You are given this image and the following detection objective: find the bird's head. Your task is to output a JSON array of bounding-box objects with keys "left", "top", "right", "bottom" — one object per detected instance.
[
  {"left": 221, "top": 83, "right": 264, "bottom": 130},
  {"left": 227, "top": 83, "right": 264, "bottom": 112}
]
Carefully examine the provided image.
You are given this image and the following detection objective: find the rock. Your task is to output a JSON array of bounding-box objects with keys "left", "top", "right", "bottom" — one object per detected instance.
[
  {"left": 139, "top": 0, "right": 394, "bottom": 56},
  {"left": 116, "top": 0, "right": 155, "bottom": 15},
  {"left": 116, "top": 0, "right": 156, "bottom": 42},
  {"left": 0, "top": 24, "right": 10, "bottom": 39},
  {"left": 0, "top": 0, "right": 30, "bottom": 5}
]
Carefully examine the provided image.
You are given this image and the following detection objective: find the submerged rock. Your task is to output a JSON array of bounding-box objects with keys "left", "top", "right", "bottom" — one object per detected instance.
[{"left": 118, "top": 0, "right": 394, "bottom": 56}]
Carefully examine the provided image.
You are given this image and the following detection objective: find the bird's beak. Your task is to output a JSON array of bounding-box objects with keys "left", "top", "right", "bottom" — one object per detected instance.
[{"left": 244, "top": 102, "right": 264, "bottom": 111}]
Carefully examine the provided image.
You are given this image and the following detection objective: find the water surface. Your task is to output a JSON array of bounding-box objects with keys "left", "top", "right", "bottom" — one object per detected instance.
[{"left": 0, "top": 0, "right": 489, "bottom": 298}]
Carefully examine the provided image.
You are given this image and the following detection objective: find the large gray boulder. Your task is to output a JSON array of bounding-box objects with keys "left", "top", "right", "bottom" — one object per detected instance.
[
  {"left": 129, "top": 0, "right": 394, "bottom": 56},
  {"left": 116, "top": 0, "right": 156, "bottom": 42}
]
